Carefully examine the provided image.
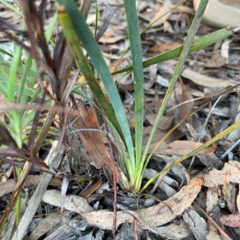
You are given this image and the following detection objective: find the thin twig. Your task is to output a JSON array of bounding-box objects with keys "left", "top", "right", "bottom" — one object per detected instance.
[
  {"left": 194, "top": 201, "right": 232, "bottom": 240},
  {"left": 134, "top": 219, "right": 138, "bottom": 240},
  {"left": 12, "top": 143, "right": 65, "bottom": 240},
  {"left": 105, "top": 122, "right": 117, "bottom": 239}
]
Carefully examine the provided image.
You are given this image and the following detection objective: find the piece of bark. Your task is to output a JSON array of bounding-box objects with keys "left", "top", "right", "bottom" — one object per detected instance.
[{"left": 12, "top": 142, "right": 65, "bottom": 240}]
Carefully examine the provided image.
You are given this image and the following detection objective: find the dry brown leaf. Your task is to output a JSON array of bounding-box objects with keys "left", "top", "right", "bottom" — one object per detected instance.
[
  {"left": 225, "top": 183, "right": 238, "bottom": 214},
  {"left": 42, "top": 189, "right": 94, "bottom": 213},
  {"left": 206, "top": 221, "right": 222, "bottom": 240},
  {"left": 168, "top": 12, "right": 189, "bottom": 22},
  {"left": 143, "top": 126, "right": 184, "bottom": 146},
  {"left": 151, "top": 4, "right": 171, "bottom": 27},
  {"left": 177, "top": 83, "right": 193, "bottom": 121},
  {"left": 146, "top": 113, "right": 174, "bottom": 131},
  {"left": 77, "top": 175, "right": 203, "bottom": 230},
  {"left": 149, "top": 42, "right": 181, "bottom": 52},
  {"left": 80, "top": 178, "right": 103, "bottom": 199},
  {"left": 69, "top": 105, "right": 113, "bottom": 170},
  {"left": 0, "top": 166, "right": 12, "bottom": 184},
  {"left": 144, "top": 64, "right": 157, "bottom": 90},
  {"left": 183, "top": 209, "right": 207, "bottom": 240},
  {"left": 156, "top": 0, "right": 194, "bottom": 14},
  {"left": 138, "top": 1, "right": 148, "bottom": 12},
  {"left": 68, "top": 105, "right": 130, "bottom": 188},
  {"left": 155, "top": 220, "right": 191, "bottom": 239},
  {"left": 148, "top": 140, "right": 216, "bottom": 156},
  {"left": 0, "top": 175, "right": 62, "bottom": 197},
  {"left": 221, "top": 39, "right": 232, "bottom": 64},
  {"left": 206, "top": 187, "right": 218, "bottom": 213},
  {"left": 138, "top": 12, "right": 151, "bottom": 22},
  {"left": 181, "top": 68, "right": 236, "bottom": 88},
  {"left": 99, "top": 35, "right": 126, "bottom": 44},
  {"left": 163, "top": 21, "right": 174, "bottom": 33},
  {"left": 174, "top": 82, "right": 193, "bottom": 133},
  {"left": 237, "top": 183, "right": 240, "bottom": 213},
  {"left": 220, "top": 214, "right": 240, "bottom": 227},
  {"left": 203, "top": 161, "right": 240, "bottom": 187},
  {"left": 204, "top": 51, "right": 226, "bottom": 68},
  {"left": 199, "top": 154, "right": 221, "bottom": 169},
  {"left": 29, "top": 211, "right": 70, "bottom": 240}
]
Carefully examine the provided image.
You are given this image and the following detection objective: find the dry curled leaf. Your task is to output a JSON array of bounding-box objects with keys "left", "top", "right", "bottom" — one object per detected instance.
[
  {"left": 183, "top": 209, "right": 207, "bottom": 240},
  {"left": 204, "top": 51, "right": 226, "bottom": 68},
  {"left": 28, "top": 211, "right": 70, "bottom": 240},
  {"left": 181, "top": 68, "right": 236, "bottom": 88},
  {"left": 42, "top": 189, "right": 93, "bottom": 213},
  {"left": 146, "top": 113, "right": 174, "bottom": 131},
  {"left": 0, "top": 175, "right": 62, "bottom": 197},
  {"left": 148, "top": 140, "right": 216, "bottom": 156},
  {"left": 77, "top": 174, "right": 203, "bottom": 230},
  {"left": 68, "top": 105, "right": 114, "bottom": 170},
  {"left": 155, "top": 220, "right": 191, "bottom": 239},
  {"left": 220, "top": 214, "right": 240, "bottom": 228},
  {"left": 40, "top": 175, "right": 203, "bottom": 232},
  {"left": 206, "top": 187, "right": 218, "bottom": 214},
  {"left": 149, "top": 42, "right": 181, "bottom": 52},
  {"left": 203, "top": 161, "right": 240, "bottom": 188}
]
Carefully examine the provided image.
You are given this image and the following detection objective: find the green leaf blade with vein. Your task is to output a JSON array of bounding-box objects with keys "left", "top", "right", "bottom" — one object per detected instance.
[
  {"left": 123, "top": 0, "right": 144, "bottom": 187},
  {"left": 142, "top": 0, "right": 209, "bottom": 161},
  {"left": 0, "top": 0, "right": 23, "bottom": 16},
  {"left": 141, "top": 118, "right": 240, "bottom": 193},
  {"left": 113, "top": 27, "right": 236, "bottom": 76},
  {"left": 140, "top": 0, "right": 209, "bottom": 192}
]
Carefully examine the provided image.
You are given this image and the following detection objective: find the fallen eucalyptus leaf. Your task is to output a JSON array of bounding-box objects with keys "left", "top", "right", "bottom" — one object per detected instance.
[{"left": 78, "top": 175, "right": 203, "bottom": 230}]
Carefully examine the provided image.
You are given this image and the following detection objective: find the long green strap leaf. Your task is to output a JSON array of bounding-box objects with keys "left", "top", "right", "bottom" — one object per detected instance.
[
  {"left": 141, "top": 118, "right": 240, "bottom": 193},
  {"left": 123, "top": 0, "right": 144, "bottom": 182},
  {"left": 120, "top": 0, "right": 186, "bottom": 59},
  {"left": 113, "top": 27, "right": 236, "bottom": 76},
  {"left": 142, "top": 0, "right": 209, "bottom": 161},
  {"left": 17, "top": 56, "right": 32, "bottom": 105},
  {"left": 0, "top": 0, "right": 23, "bottom": 16},
  {"left": 57, "top": 8, "right": 120, "bottom": 132},
  {"left": 138, "top": 0, "right": 209, "bottom": 190},
  {"left": 57, "top": 0, "right": 135, "bottom": 169},
  {"left": 45, "top": 12, "right": 58, "bottom": 43}
]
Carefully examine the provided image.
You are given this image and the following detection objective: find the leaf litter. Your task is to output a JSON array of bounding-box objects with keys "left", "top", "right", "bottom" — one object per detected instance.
[{"left": 0, "top": 0, "right": 240, "bottom": 239}]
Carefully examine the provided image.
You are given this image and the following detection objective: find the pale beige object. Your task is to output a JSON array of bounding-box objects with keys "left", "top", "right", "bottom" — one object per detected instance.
[{"left": 193, "top": 0, "right": 240, "bottom": 28}]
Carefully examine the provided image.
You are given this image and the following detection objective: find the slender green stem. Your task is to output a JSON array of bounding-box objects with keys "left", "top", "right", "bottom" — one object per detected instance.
[
  {"left": 123, "top": 0, "right": 144, "bottom": 189},
  {"left": 113, "top": 27, "right": 234, "bottom": 76},
  {"left": 140, "top": 118, "right": 240, "bottom": 193},
  {"left": 142, "top": 0, "right": 208, "bottom": 164},
  {"left": 94, "top": 1, "right": 99, "bottom": 38},
  {"left": 57, "top": 0, "right": 135, "bottom": 167},
  {"left": 0, "top": 0, "right": 23, "bottom": 16},
  {"left": 138, "top": 0, "right": 209, "bottom": 191},
  {"left": 120, "top": 0, "right": 186, "bottom": 59}
]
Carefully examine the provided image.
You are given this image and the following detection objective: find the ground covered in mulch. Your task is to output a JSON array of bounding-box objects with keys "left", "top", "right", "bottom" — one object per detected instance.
[{"left": 1, "top": 0, "right": 240, "bottom": 239}]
